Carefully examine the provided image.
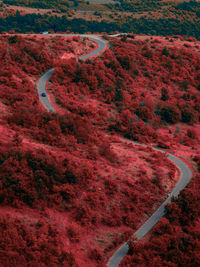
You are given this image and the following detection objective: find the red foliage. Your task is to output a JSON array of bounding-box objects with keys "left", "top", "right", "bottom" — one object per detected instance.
[
  {"left": 121, "top": 173, "right": 200, "bottom": 267},
  {"left": 0, "top": 214, "right": 78, "bottom": 266},
  {"left": 0, "top": 34, "right": 199, "bottom": 265}
]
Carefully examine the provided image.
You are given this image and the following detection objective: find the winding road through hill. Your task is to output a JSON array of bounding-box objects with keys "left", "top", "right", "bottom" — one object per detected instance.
[
  {"left": 37, "top": 34, "right": 106, "bottom": 112},
  {"left": 107, "top": 144, "right": 192, "bottom": 266},
  {"left": 36, "top": 34, "right": 193, "bottom": 267}
]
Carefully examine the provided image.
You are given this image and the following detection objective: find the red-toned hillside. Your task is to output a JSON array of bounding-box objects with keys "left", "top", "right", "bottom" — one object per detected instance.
[
  {"left": 120, "top": 173, "right": 200, "bottom": 267},
  {"left": 0, "top": 33, "right": 199, "bottom": 266}
]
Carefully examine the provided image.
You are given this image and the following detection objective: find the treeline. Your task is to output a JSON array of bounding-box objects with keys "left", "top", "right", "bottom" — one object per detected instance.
[
  {"left": 112, "top": 0, "right": 164, "bottom": 12},
  {"left": 0, "top": 13, "right": 119, "bottom": 33},
  {"left": 3, "top": 0, "right": 74, "bottom": 10},
  {"left": 111, "top": 0, "right": 200, "bottom": 15},
  {"left": 127, "top": 17, "right": 200, "bottom": 40},
  {"left": 1, "top": 13, "right": 200, "bottom": 40},
  {"left": 176, "top": 0, "right": 200, "bottom": 14}
]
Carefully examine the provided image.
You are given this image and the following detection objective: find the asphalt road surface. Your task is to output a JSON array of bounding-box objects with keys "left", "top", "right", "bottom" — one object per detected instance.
[
  {"left": 37, "top": 34, "right": 106, "bottom": 111},
  {"left": 107, "top": 143, "right": 193, "bottom": 267},
  {"left": 36, "top": 34, "right": 193, "bottom": 267}
]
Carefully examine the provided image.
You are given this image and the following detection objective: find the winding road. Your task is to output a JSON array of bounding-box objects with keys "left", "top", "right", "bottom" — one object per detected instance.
[
  {"left": 37, "top": 34, "right": 106, "bottom": 112},
  {"left": 36, "top": 34, "right": 193, "bottom": 267},
  {"left": 107, "top": 145, "right": 192, "bottom": 266}
]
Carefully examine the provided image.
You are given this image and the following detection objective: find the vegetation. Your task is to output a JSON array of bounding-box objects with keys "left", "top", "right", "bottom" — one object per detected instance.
[
  {"left": 1, "top": 34, "right": 189, "bottom": 265},
  {"left": 0, "top": 7, "right": 200, "bottom": 264},
  {"left": 1, "top": 11, "right": 200, "bottom": 40},
  {"left": 3, "top": 0, "right": 75, "bottom": 10},
  {"left": 122, "top": 173, "right": 200, "bottom": 266},
  {"left": 110, "top": 0, "right": 165, "bottom": 12}
]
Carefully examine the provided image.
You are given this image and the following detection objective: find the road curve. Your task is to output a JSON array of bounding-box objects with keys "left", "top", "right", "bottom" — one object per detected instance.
[
  {"left": 37, "top": 34, "right": 106, "bottom": 111},
  {"left": 36, "top": 34, "right": 193, "bottom": 267},
  {"left": 107, "top": 143, "right": 193, "bottom": 267}
]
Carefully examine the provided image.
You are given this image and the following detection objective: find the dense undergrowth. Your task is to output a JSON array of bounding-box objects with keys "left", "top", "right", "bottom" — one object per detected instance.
[
  {"left": 121, "top": 173, "right": 200, "bottom": 267},
  {"left": 51, "top": 34, "right": 200, "bottom": 147},
  {"left": 0, "top": 34, "right": 199, "bottom": 266}
]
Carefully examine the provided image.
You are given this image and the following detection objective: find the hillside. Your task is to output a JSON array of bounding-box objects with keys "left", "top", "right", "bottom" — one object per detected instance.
[
  {"left": 1, "top": 0, "right": 200, "bottom": 40},
  {"left": 0, "top": 33, "right": 199, "bottom": 266},
  {"left": 121, "top": 172, "right": 200, "bottom": 266}
]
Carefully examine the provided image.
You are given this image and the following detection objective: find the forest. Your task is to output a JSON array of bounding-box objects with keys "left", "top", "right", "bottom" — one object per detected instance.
[
  {"left": 0, "top": 9, "right": 200, "bottom": 40},
  {"left": 112, "top": 0, "right": 165, "bottom": 12},
  {"left": 3, "top": 0, "right": 75, "bottom": 9},
  {"left": 0, "top": 32, "right": 199, "bottom": 266}
]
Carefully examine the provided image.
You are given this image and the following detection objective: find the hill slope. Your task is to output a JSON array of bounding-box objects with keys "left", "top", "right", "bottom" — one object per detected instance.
[{"left": 0, "top": 33, "right": 199, "bottom": 266}]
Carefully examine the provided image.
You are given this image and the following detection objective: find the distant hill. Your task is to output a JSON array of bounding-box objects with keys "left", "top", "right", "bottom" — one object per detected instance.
[{"left": 1, "top": 0, "right": 200, "bottom": 40}]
